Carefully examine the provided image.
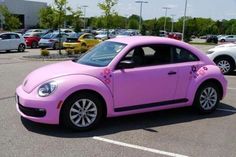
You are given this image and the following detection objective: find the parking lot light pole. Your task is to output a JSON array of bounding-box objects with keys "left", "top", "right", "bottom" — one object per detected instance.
[
  {"left": 182, "top": 0, "right": 188, "bottom": 41},
  {"left": 162, "top": 7, "right": 170, "bottom": 32},
  {"left": 82, "top": 5, "right": 88, "bottom": 30},
  {"left": 171, "top": 14, "right": 175, "bottom": 33},
  {"left": 135, "top": 1, "right": 148, "bottom": 31}
]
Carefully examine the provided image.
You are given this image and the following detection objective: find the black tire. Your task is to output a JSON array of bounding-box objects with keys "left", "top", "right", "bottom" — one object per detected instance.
[
  {"left": 53, "top": 42, "right": 60, "bottom": 50},
  {"left": 214, "top": 57, "right": 234, "bottom": 74},
  {"left": 61, "top": 93, "right": 104, "bottom": 131},
  {"left": 18, "top": 44, "right": 25, "bottom": 52},
  {"left": 81, "top": 43, "right": 87, "bottom": 49},
  {"left": 193, "top": 82, "right": 220, "bottom": 114},
  {"left": 31, "top": 41, "right": 38, "bottom": 48},
  {"left": 220, "top": 39, "right": 225, "bottom": 42}
]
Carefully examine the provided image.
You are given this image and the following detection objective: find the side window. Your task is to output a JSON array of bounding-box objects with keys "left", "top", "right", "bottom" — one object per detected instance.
[
  {"left": 172, "top": 47, "right": 199, "bottom": 63},
  {"left": 10, "top": 34, "right": 20, "bottom": 39},
  {"left": 121, "top": 45, "right": 171, "bottom": 67},
  {"left": 0, "top": 34, "right": 10, "bottom": 40}
]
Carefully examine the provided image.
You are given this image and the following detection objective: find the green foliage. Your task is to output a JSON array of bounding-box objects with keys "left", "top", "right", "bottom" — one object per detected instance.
[
  {"left": 0, "top": 5, "right": 21, "bottom": 30},
  {"left": 41, "top": 49, "right": 50, "bottom": 56},
  {"left": 128, "top": 19, "right": 139, "bottom": 29},
  {"left": 98, "top": 0, "right": 118, "bottom": 29},
  {"left": 39, "top": 6, "right": 55, "bottom": 29}
]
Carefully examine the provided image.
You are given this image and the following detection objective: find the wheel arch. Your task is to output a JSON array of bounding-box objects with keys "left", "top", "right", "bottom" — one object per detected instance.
[
  {"left": 196, "top": 78, "right": 224, "bottom": 100},
  {"left": 213, "top": 54, "right": 236, "bottom": 67},
  {"left": 59, "top": 89, "right": 108, "bottom": 125}
]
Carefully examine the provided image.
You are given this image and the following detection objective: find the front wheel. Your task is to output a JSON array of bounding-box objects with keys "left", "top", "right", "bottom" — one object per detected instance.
[
  {"left": 18, "top": 44, "right": 25, "bottom": 52},
  {"left": 194, "top": 83, "right": 220, "bottom": 114},
  {"left": 61, "top": 93, "right": 104, "bottom": 131}
]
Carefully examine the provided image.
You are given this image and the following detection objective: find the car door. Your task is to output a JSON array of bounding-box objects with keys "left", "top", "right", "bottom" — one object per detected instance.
[
  {"left": 226, "top": 36, "right": 234, "bottom": 42},
  {"left": 83, "top": 34, "right": 97, "bottom": 48},
  {"left": 0, "top": 34, "right": 11, "bottom": 50},
  {"left": 10, "top": 34, "right": 20, "bottom": 50},
  {"left": 170, "top": 46, "right": 201, "bottom": 100},
  {"left": 112, "top": 45, "right": 180, "bottom": 112}
]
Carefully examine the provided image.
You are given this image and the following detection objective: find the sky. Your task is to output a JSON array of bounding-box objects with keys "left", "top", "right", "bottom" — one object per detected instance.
[{"left": 31, "top": 0, "right": 236, "bottom": 20}]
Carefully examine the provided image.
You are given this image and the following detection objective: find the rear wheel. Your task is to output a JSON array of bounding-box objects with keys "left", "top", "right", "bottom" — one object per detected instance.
[
  {"left": 18, "top": 44, "right": 25, "bottom": 52},
  {"left": 61, "top": 93, "right": 104, "bottom": 131},
  {"left": 53, "top": 42, "right": 60, "bottom": 50},
  {"left": 215, "top": 57, "right": 234, "bottom": 74},
  {"left": 194, "top": 83, "right": 220, "bottom": 114},
  {"left": 31, "top": 41, "right": 38, "bottom": 48}
]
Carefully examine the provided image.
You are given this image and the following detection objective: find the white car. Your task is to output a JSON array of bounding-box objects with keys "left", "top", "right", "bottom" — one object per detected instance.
[
  {"left": 207, "top": 44, "right": 236, "bottom": 74},
  {"left": 0, "top": 32, "right": 26, "bottom": 52},
  {"left": 218, "top": 35, "right": 236, "bottom": 42},
  {"left": 95, "top": 31, "right": 116, "bottom": 40}
]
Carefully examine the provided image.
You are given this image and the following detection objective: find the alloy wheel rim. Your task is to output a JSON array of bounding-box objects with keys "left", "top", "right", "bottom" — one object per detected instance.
[
  {"left": 217, "top": 60, "right": 230, "bottom": 73},
  {"left": 69, "top": 99, "right": 97, "bottom": 127},
  {"left": 19, "top": 44, "right": 25, "bottom": 52},
  {"left": 199, "top": 87, "right": 217, "bottom": 110}
]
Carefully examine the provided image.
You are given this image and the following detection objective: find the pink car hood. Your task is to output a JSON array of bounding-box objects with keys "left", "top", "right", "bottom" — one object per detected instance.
[{"left": 22, "top": 61, "right": 98, "bottom": 93}]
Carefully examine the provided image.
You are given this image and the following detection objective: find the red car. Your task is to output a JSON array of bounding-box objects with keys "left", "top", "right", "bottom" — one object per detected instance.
[
  {"left": 24, "top": 32, "right": 43, "bottom": 48},
  {"left": 168, "top": 32, "right": 182, "bottom": 40}
]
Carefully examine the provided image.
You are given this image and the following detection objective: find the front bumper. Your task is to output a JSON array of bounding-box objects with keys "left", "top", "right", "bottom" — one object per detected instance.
[{"left": 16, "top": 85, "right": 61, "bottom": 124}]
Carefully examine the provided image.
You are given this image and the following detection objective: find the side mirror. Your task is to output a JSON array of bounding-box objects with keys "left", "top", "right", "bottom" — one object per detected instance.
[{"left": 117, "top": 60, "right": 135, "bottom": 69}]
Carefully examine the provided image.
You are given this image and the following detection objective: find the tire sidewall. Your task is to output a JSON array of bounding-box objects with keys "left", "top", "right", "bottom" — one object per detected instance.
[
  {"left": 62, "top": 93, "right": 103, "bottom": 131},
  {"left": 215, "top": 57, "right": 234, "bottom": 74},
  {"left": 18, "top": 44, "right": 25, "bottom": 52},
  {"left": 194, "top": 83, "right": 220, "bottom": 114}
]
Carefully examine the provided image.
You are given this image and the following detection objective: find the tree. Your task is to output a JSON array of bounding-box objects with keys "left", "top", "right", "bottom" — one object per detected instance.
[
  {"left": 39, "top": 6, "right": 55, "bottom": 29},
  {"left": 98, "top": 0, "right": 118, "bottom": 37},
  {"left": 0, "top": 5, "right": 21, "bottom": 30}
]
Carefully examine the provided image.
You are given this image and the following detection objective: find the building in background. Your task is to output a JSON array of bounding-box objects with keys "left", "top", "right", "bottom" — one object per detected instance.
[{"left": 0, "top": 0, "right": 47, "bottom": 28}]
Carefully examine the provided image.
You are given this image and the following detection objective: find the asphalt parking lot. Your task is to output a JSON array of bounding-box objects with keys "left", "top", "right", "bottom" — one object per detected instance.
[{"left": 0, "top": 46, "right": 236, "bottom": 157}]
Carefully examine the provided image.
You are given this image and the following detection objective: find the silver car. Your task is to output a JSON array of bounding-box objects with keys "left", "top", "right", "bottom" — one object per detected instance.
[
  {"left": 218, "top": 35, "right": 236, "bottom": 42},
  {"left": 38, "top": 32, "right": 69, "bottom": 49}
]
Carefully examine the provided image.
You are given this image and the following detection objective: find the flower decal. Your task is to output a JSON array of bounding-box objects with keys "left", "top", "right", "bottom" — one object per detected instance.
[
  {"left": 191, "top": 66, "right": 208, "bottom": 79},
  {"left": 101, "top": 68, "right": 112, "bottom": 84}
]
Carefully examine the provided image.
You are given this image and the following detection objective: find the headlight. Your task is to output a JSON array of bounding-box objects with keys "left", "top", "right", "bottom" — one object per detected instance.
[
  {"left": 206, "top": 51, "right": 214, "bottom": 54},
  {"left": 38, "top": 81, "right": 57, "bottom": 97}
]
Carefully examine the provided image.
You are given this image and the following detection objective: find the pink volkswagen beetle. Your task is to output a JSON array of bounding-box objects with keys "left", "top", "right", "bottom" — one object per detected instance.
[{"left": 16, "top": 36, "right": 227, "bottom": 131}]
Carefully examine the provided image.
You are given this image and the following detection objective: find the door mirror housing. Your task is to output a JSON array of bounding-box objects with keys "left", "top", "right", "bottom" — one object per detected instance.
[{"left": 117, "top": 60, "right": 135, "bottom": 69}]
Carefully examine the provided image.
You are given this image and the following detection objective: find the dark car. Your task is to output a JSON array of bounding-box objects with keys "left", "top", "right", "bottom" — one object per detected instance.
[{"left": 206, "top": 35, "right": 218, "bottom": 44}]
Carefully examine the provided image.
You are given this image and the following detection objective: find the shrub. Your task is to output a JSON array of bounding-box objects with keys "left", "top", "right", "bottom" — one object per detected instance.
[
  {"left": 66, "top": 48, "right": 74, "bottom": 55},
  {"left": 80, "top": 47, "right": 87, "bottom": 53},
  {"left": 74, "top": 48, "right": 81, "bottom": 54},
  {"left": 40, "top": 49, "right": 50, "bottom": 56}
]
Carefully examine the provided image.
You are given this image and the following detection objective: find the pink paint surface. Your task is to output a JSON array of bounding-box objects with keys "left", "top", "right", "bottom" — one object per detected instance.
[{"left": 16, "top": 36, "right": 227, "bottom": 124}]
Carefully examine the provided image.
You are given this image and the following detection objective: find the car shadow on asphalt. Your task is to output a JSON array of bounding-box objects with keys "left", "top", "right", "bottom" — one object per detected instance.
[
  {"left": 0, "top": 50, "right": 29, "bottom": 54},
  {"left": 21, "top": 102, "right": 236, "bottom": 138}
]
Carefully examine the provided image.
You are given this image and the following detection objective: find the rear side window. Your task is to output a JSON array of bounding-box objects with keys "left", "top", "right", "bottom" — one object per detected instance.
[
  {"left": 0, "top": 34, "right": 10, "bottom": 40},
  {"left": 10, "top": 34, "right": 20, "bottom": 39},
  {"left": 172, "top": 47, "right": 199, "bottom": 63},
  {"left": 121, "top": 44, "right": 199, "bottom": 68}
]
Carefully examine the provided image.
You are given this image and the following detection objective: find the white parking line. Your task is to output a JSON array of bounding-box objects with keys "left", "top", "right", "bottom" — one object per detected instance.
[
  {"left": 93, "top": 136, "right": 188, "bottom": 157},
  {"left": 217, "top": 108, "right": 236, "bottom": 113},
  {"left": 228, "top": 87, "right": 236, "bottom": 90}
]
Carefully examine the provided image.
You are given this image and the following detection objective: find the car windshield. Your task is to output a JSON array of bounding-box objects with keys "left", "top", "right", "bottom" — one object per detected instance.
[
  {"left": 42, "top": 33, "right": 57, "bottom": 39},
  {"left": 69, "top": 33, "right": 83, "bottom": 38},
  {"left": 77, "top": 41, "right": 126, "bottom": 67}
]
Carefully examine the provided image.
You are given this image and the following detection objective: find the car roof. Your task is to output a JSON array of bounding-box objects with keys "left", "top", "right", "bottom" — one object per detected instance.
[
  {"left": 108, "top": 36, "right": 212, "bottom": 65},
  {"left": 109, "top": 36, "right": 187, "bottom": 47}
]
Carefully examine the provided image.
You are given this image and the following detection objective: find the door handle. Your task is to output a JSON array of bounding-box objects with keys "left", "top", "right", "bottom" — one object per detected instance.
[{"left": 168, "top": 71, "right": 177, "bottom": 75}]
